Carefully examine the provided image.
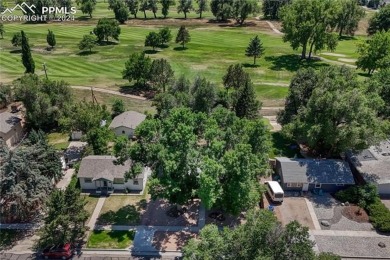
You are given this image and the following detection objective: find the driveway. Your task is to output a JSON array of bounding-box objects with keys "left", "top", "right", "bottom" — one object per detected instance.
[{"left": 269, "top": 196, "right": 315, "bottom": 229}]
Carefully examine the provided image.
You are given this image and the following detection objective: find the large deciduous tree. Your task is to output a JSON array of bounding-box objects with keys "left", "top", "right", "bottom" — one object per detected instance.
[
  {"left": 279, "top": 0, "right": 338, "bottom": 59},
  {"left": 158, "top": 27, "right": 172, "bottom": 46},
  {"left": 122, "top": 52, "right": 152, "bottom": 87},
  {"left": 77, "top": 0, "right": 97, "bottom": 18},
  {"left": 21, "top": 30, "right": 35, "bottom": 74},
  {"left": 126, "top": 0, "right": 139, "bottom": 18},
  {"left": 245, "top": 35, "right": 265, "bottom": 65},
  {"left": 356, "top": 31, "right": 390, "bottom": 75},
  {"left": 183, "top": 210, "right": 318, "bottom": 260},
  {"left": 93, "top": 18, "right": 121, "bottom": 42},
  {"left": 111, "top": 99, "right": 126, "bottom": 117},
  {"left": 161, "top": 0, "right": 175, "bottom": 18},
  {"left": 139, "top": 0, "right": 150, "bottom": 18},
  {"left": 367, "top": 4, "right": 390, "bottom": 35},
  {"left": 177, "top": 0, "right": 193, "bottom": 19},
  {"left": 86, "top": 127, "right": 113, "bottom": 155},
  {"left": 149, "top": 58, "right": 175, "bottom": 92},
  {"left": 210, "top": 0, "right": 233, "bottom": 21},
  {"left": 332, "top": 0, "right": 365, "bottom": 37},
  {"left": 78, "top": 34, "right": 97, "bottom": 53},
  {"left": 232, "top": 0, "right": 259, "bottom": 25},
  {"left": 195, "top": 0, "right": 208, "bottom": 18},
  {"left": 14, "top": 74, "right": 72, "bottom": 130},
  {"left": 262, "top": 0, "right": 290, "bottom": 20},
  {"left": 145, "top": 31, "right": 161, "bottom": 50},
  {"left": 282, "top": 66, "right": 384, "bottom": 157},
  {"left": 176, "top": 25, "right": 191, "bottom": 48}
]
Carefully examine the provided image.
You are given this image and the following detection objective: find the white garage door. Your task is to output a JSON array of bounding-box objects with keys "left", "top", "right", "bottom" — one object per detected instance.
[{"left": 378, "top": 183, "right": 390, "bottom": 195}]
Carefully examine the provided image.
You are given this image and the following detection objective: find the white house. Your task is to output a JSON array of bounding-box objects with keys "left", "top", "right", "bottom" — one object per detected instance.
[
  {"left": 109, "top": 111, "right": 146, "bottom": 138},
  {"left": 77, "top": 155, "right": 148, "bottom": 194}
]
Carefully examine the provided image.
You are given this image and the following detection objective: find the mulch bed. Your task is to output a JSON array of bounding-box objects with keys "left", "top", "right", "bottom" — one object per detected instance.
[{"left": 341, "top": 205, "right": 370, "bottom": 223}]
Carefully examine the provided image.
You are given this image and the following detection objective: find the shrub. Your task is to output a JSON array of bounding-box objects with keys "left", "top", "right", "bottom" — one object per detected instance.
[
  {"left": 366, "top": 198, "right": 390, "bottom": 232},
  {"left": 335, "top": 184, "right": 378, "bottom": 205}
]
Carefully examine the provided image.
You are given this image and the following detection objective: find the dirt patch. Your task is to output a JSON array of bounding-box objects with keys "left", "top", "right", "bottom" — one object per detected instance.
[
  {"left": 342, "top": 205, "right": 370, "bottom": 223},
  {"left": 338, "top": 58, "right": 357, "bottom": 63},
  {"left": 152, "top": 231, "right": 197, "bottom": 251},
  {"left": 141, "top": 199, "right": 200, "bottom": 226},
  {"left": 191, "top": 64, "right": 208, "bottom": 70},
  {"left": 321, "top": 52, "right": 346, "bottom": 57},
  {"left": 273, "top": 197, "right": 315, "bottom": 229}
]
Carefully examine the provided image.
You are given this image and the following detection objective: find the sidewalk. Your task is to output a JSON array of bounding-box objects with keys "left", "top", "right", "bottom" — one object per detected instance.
[{"left": 87, "top": 196, "right": 106, "bottom": 230}]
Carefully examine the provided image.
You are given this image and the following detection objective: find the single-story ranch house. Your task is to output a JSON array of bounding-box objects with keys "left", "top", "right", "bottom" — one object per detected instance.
[
  {"left": 347, "top": 140, "right": 390, "bottom": 195},
  {"left": 78, "top": 155, "right": 149, "bottom": 193},
  {"left": 0, "top": 111, "right": 23, "bottom": 148},
  {"left": 109, "top": 111, "right": 146, "bottom": 138},
  {"left": 275, "top": 157, "right": 355, "bottom": 192}
]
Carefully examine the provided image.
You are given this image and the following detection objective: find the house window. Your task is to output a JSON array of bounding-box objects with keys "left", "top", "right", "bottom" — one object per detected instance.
[
  {"left": 315, "top": 183, "right": 322, "bottom": 188},
  {"left": 113, "top": 178, "right": 124, "bottom": 184},
  {"left": 85, "top": 178, "right": 92, "bottom": 183},
  {"left": 133, "top": 179, "right": 139, "bottom": 185}
]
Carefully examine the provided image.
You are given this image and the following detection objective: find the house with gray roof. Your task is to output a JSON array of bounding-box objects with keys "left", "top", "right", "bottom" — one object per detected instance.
[
  {"left": 347, "top": 140, "right": 390, "bottom": 195},
  {"left": 275, "top": 157, "right": 355, "bottom": 192},
  {"left": 0, "top": 111, "right": 23, "bottom": 148},
  {"left": 109, "top": 111, "right": 146, "bottom": 138},
  {"left": 78, "top": 155, "right": 149, "bottom": 194}
]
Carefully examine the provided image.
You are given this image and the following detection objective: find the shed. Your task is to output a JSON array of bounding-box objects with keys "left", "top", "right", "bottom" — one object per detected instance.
[{"left": 109, "top": 111, "right": 146, "bottom": 138}]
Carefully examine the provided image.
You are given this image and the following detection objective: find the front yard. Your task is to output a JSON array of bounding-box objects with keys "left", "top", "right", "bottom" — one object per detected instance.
[
  {"left": 82, "top": 195, "right": 100, "bottom": 223},
  {"left": 87, "top": 230, "right": 135, "bottom": 249},
  {"left": 97, "top": 195, "right": 148, "bottom": 225}
]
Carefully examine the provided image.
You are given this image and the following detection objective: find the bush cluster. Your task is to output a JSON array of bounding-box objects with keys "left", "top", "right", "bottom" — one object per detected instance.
[{"left": 335, "top": 184, "right": 390, "bottom": 233}]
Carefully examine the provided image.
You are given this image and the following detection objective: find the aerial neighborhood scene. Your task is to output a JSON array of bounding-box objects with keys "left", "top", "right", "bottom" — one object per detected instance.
[{"left": 1, "top": 0, "right": 390, "bottom": 259}]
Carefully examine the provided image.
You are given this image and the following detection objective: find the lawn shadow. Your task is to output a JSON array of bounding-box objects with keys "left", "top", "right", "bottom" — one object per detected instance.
[
  {"left": 339, "top": 35, "right": 357, "bottom": 41},
  {"left": 97, "top": 205, "right": 141, "bottom": 225},
  {"left": 173, "top": 46, "right": 188, "bottom": 51},
  {"left": 77, "top": 50, "right": 98, "bottom": 56},
  {"left": 144, "top": 49, "right": 159, "bottom": 54},
  {"left": 0, "top": 229, "right": 35, "bottom": 251},
  {"left": 98, "top": 41, "right": 119, "bottom": 46},
  {"left": 158, "top": 44, "right": 170, "bottom": 49},
  {"left": 152, "top": 231, "right": 196, "bottom": 252},
  {"left": 265, "top": 54, "right": 329, "bottom": 72},
  {"left": 270, "top": 132, "right": 301, "bottom": 158},
  {"left": 243, "top": 63, "right": 260, "bottom": 68},
  {"left": 10, "top": 49, "right": 22, "bottom": 54},
  {"left": 357, "top": 72, "right": 371, "bottom": 78},
  {"left": 76, "top": 16, "right": 92, "bottom": 21},
  {"left": 119, "top": 84, "right": 156, "bottom": 99}
]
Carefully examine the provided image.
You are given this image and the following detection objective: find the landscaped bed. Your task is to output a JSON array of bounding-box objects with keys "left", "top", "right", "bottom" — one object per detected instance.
[
  {"left": 152, "top": 231, "right": 197, "bottom": 251},
  {"left": 87, "top": 230, "right": 135, "bottom": 249}
]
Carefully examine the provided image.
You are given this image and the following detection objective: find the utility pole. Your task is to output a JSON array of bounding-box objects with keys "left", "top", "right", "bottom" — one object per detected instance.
[{"left": 42, "top": 62, "right": 48, "bottom": 80}]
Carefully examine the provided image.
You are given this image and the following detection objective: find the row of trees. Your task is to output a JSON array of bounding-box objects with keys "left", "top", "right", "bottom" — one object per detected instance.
[{"left": 277, "top": 65, "right": 389, "bottom": 157}]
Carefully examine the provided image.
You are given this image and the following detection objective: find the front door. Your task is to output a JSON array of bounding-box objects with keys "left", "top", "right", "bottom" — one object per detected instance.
[
  {"left": 302, "top": 183, "right": 309, "bottom": 192},
  {"left": 103, "top": 181, "right": 108, "bottom": 187}
]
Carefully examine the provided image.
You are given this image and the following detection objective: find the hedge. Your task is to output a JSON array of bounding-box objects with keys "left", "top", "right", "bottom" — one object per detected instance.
[{"left": 366, "top": 198, "right": 390, "bottom": 233}]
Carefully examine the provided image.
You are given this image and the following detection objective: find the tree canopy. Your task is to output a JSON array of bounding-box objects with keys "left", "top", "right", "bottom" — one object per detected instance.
[
  {"left": 279, "top": 0, "right": 338, "bottom": 59},
  {"left": 177, "top": 0, "right": 193, "bottom": 19},
  {"left": 262, "top": 0, "right": 290, "bottom": 20},
  {"left": 149, "top": 58, "right": 175, "bottom": 92},
  {"left": 367, "top": 4, "right": 390, "bottom": 35},
  {"left": 281, "top": 66, "right": 385, "bottom": 157},
  {"left": 77, "top": 0, "right": 97, "bottom": 18},
  {"left": 93, "top": 18, "right": 121, "bottom": 42},
  {"left": 122, "top": 52, "right": 152, "bottom": 87},
  {"left": 78, "top": 34, "right": 97, "bottom": 52},
  {"left": 176, "top": 25, "right": 191, "bottom": 48},
  {"left": 332, "top": 0, "right": 365, "bottom": 37},
  {"left": 183, "top": 209, "right": 324, "bottom": 260}
]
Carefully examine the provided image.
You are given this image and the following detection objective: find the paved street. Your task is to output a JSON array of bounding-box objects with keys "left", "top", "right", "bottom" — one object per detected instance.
[{"left": 0, "top": 253, "right": 181, "bottom": 260}]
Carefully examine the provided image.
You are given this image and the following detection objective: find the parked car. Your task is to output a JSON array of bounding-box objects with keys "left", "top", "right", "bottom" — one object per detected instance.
[{"left": 41, "top": 243, "right": 73, "bottom": 259}]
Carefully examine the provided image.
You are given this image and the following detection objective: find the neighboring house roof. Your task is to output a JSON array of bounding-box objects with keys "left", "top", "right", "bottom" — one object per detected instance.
[
  {"left": 109, "top": 111, "right": 146, "bottom": 130},
  {"left": 78, "top": 155, "right": 144, "bottom": 182},
  {"left": 276, "top": 157, "right": 355, "bottom": 184},
  {"left": 0, "top": 111, "right": 21, "bottom": 134},
  {"left": 347, "top": 140, "right": 390, "bottom": 185}
]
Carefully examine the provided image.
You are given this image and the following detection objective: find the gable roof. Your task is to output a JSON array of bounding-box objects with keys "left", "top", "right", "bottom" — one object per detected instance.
[
  {"left": 109, "top": 111, "right": 146, "bottom": 130},
  {"left": 78, "top": 155, "right": 144, "bottom": 181},
  {"left": 276, "top": 157, "right": 355, "bottom": 184},
  {"left": 0, "top": 112, "right": 21, "bottom": 134}
]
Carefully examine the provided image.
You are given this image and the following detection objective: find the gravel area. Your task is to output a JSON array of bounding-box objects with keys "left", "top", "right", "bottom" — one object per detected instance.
[
  {"left": 330, "top": 216, "right": 373, "bottom": 231},
  {"left": 310, "top": 194, "right": 338, "bottom": 220},
  {"left": 315, "top": 236, "right": 390, "bottom": 258}
]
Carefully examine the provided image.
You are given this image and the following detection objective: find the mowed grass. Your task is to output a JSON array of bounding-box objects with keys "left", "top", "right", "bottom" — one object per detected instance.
[
  {"left": 97, "top": 194, "right": 149, "bottom": 225},
  {"left": 87, "top": 230, "right": 135, "bottom": 249},
  {"left": 47, "top": 132, "right": 70, "bottom": 150},
  {"left": 82, "top": 195, "right": 100, "bottom": 223}
]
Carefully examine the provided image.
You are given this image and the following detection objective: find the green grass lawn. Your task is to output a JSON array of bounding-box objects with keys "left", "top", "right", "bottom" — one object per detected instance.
[
  {"left": 87, "top": 230, "right": 135, "bottom": 249},
  {"left": 47, "top": 132, "right": 70, "bottom": 150},
  {"left": 97, "top": 194, "right": 148, "bottom": 225},
  {"left": 269, "top": 132, "right": 301, "bottom": 159},
  {"left": 0, "top": 20, "right": 364, "bottom": 102}
]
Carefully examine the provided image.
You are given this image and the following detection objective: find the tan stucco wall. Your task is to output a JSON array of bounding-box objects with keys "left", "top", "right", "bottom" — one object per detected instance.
[{"left": 0, "top": 122, "right": 23, "bottom": 147}]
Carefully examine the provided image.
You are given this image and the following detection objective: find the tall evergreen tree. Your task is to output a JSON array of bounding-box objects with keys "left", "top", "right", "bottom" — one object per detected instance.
[
  {"left": 0, "top": 23, "right": 5, "bottom": 39},
  {"left": 21, "top": 30, "right": 35, "bottom": 74},
  {"left": 176, "top": 25, "right": 191, "bottom": 48},
  {"left": 245, "top": 35, "right": 264, "bottom": 65},
  {"left": 46, "top": 29, "right": 56, "bottom": 49},
  {"left": 233, "top": 78, "right": 260, "bottom": 119}
]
